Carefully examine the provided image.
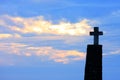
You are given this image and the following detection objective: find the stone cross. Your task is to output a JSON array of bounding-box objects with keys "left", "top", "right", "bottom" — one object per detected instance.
[{"left": 90, "top": 27, "right": 103, "bottom": 45}]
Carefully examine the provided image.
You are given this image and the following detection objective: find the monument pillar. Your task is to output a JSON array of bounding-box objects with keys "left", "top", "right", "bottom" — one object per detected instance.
[{"left": 84, "top": 27, "right": 103, "bottom": 80}]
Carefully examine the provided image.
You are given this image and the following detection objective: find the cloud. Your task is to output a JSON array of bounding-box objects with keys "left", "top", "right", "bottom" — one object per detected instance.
[
  {"left": 50, "top": 50, "right": 85, "bottom": 64},
  {"left": 0, "top": 43, "right": 85, "bottom": 64},
  {"left": 110, "top": 49, "right": 120, "bottom": 54},
  {"left": 0, "top": 33, "right": 21, "bottom": 39},
  {"left": 112, "top": 10, "right": 120, "bottom": 17},
  {"left": 0, "top": 34, "right": 13, "bottom": 38},
  {"left": 103, "top": 49, "right": 120, "bottom": 56},
  {"left": 0, "top": 15, "right": 90, "bottom": 65},
  {"left": 1, "top": 15, "right": 92, "bottom": 36},
  {"left": 0, "top": 15, "right": 92, "bottom": 44}
]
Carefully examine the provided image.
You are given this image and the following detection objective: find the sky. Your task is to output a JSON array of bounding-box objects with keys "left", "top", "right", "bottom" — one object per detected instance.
[{"left": 0, "top": 0, "right": 120, "bottom": 80}]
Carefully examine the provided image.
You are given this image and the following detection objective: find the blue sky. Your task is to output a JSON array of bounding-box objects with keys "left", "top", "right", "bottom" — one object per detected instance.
[{"left": 0, "top": 0, "right": 120, "bottom": 80}]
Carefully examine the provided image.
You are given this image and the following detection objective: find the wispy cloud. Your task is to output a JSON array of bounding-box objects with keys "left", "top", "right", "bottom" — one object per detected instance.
[
  {"left": 110, "top": 49, "right": 120, "bottom": 55},
  {"left": 0, "top": 43, "right": 85, "bottom": 64},
  {"left": 0, "top": 33, "right": 21, "bottom": 39},
  {"left": 112, "top": 10, "right": 120, "bottom": 17},
  {"left": 0, "top": 34, "right": 13, "bottom": 38},
  {"left": 0, "top": 15, "right": 92, "bottom": 36}
]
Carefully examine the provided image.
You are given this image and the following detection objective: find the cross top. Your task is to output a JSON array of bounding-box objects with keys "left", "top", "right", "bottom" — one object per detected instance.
[{"left": 90, "top": 27, "right": 103, "bottom": 45}]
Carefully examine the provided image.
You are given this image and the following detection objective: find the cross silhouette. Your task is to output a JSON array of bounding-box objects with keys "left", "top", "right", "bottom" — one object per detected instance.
[{"left": 90, "top": 27, "right": 103, "bottom": 45}]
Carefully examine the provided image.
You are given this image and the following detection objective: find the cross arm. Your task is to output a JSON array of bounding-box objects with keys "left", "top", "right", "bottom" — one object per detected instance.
[
  {"left": 99, "top": 32, "right": 103, "bottom": 35},
  {"left": 90, "top": 32, "right": 94, "bottom": 35}
]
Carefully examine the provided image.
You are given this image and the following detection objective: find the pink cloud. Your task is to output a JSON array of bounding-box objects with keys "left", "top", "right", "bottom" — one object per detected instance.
[{"left": 0, "top": 43, "right": 85, "bottom": 64}]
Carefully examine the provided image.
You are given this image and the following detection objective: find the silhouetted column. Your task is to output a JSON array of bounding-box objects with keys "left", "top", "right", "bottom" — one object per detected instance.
[{"left": 84, "top": 45, "right": 102, "bottom": 80}]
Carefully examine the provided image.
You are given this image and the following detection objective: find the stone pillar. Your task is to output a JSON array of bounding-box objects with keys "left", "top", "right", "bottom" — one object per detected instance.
[{"left": 84, "top": 45, "right": 102, "bottom": 80}]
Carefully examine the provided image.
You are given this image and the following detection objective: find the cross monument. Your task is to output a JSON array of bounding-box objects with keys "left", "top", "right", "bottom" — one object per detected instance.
[
  {"left": 90, "top": 27, "right": 103, "bottom": 45},
  {"left": 84, "top": 27, "right": 103, "bottom": 80}
]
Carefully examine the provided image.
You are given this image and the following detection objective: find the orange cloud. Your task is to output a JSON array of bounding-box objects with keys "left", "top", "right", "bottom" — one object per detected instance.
[
  {"left": 0, "top": 34, "right": 13, "bottom": 38},
  {"left": 50, "top": 50, "right": 85, "bottom": 64},
  {"left": 0, "top": 43, "right": 85, "bottom": 64},
  {"left": 0, "top": 34, "right": 21, "bottom": 39},
  {"left": 1, "top": 15, "right": 92, "bottom": 36}
]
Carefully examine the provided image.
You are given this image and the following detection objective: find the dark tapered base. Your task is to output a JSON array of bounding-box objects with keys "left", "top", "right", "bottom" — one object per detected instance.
[{"left": 84, "top": 45, "right": 102, "bottom": 80}]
